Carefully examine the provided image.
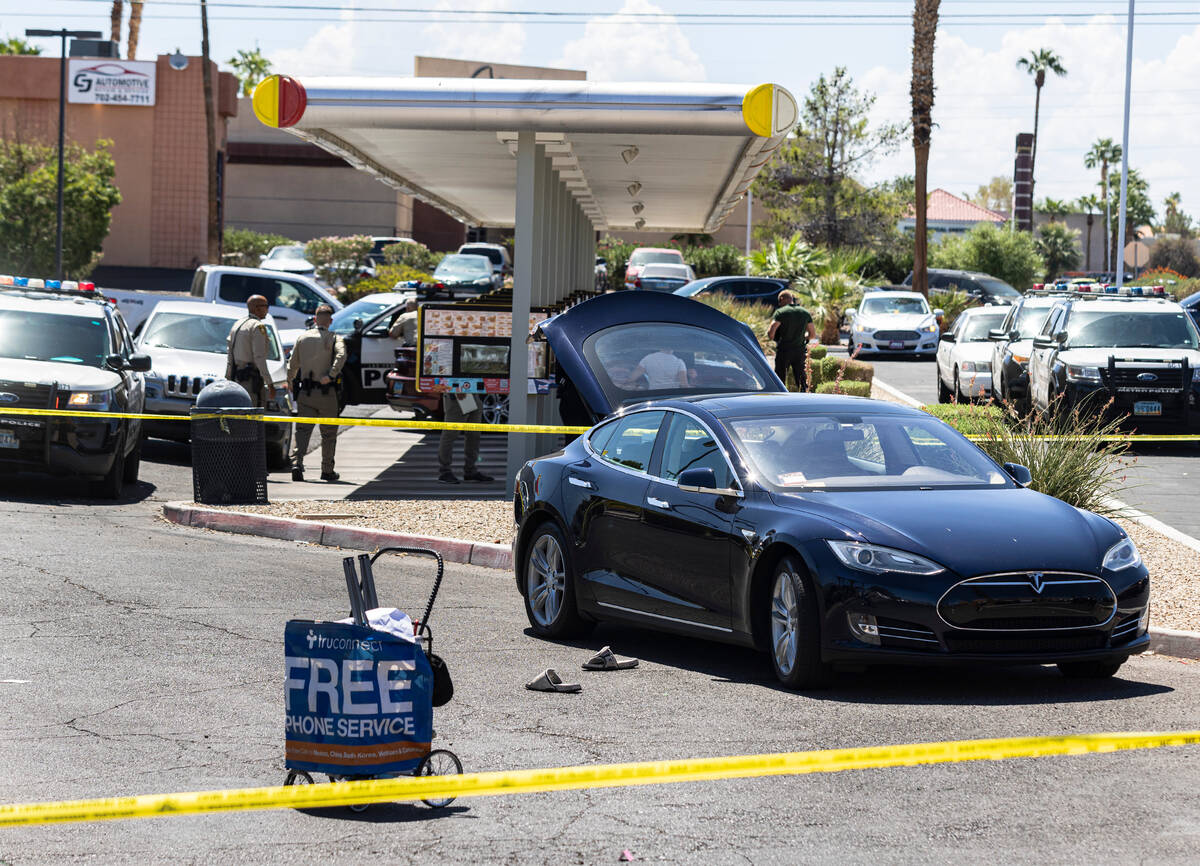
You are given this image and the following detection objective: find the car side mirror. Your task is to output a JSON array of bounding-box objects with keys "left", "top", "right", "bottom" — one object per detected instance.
[
  {"left": 353, "top": 318, "right": 364, "bottom": 332},
  {"left": 933, "top": 308, "right": 944, "bottom": 318},
  {"left": 104, "top": 353, "right": 126, "bottom": 370},
  {"left": 677, "top": 467, "right": 741, "bottom": 497},
  {"left": 1031, "top": 335, "right": 1053, "bottom": 349},
  {"left": 987, "top": 328, "right": 1007, "bottom": 341},
  {"left": 1055, "top": 330, "right": 1068, "bottom": 344},
  {"left": 1009, "top": 329, "right": 1020, "bottom": 340},
  {"left": 939, "top": 332, "right": 955, "bottom": 342},
  {"left": 128, "top": 353, "right": 152, "bottom": 373},
  {"left": 304, "top": 316, "right": 315, "bottom": 328},
  {"left": 1003, "top": 462, "right": 1033, "bottom": 486}
]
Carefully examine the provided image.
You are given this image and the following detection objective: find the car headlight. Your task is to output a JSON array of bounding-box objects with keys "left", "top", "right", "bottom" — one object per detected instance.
[
  {"left": 1066, "top": 364, "right": 1102, "bottom": 383},
  {"left": 853, "top": 322, "right": 870, "bottom": 333},
  {"left": 826, "top": 540, "right": 945, "bottom": 576},
  {"left": 961, "top": 361, "right": 990, "bottom": 373},
  {"left": 67, "top": 389, "right": 113, "bottom": 411},
  {"left": 1102, "top": 536, "right": 1142, "bottom": 571},
  {"left": 1010, "top": 354, "right": 1029, "bottom": 365},
  {"left": 920, "top": 322, "right": 939, "bottom": 333}
]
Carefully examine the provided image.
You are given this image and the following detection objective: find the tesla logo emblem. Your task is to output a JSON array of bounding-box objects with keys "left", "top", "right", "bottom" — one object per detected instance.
[
  {"left": 1136, "top": 373, "right": 1157, "bottom": 382},
  {"left": 0, "top": 393, "right": 17, "bottom": 404},
  {"left": 1029, "top": 572, "right": 1045, "bottom": 593}
]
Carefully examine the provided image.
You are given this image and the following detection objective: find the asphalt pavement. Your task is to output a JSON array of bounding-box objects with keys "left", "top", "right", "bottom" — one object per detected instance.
[
  {"left": 861, "top": 352, "right": 1200, "bottom": 539},
  {"left": 1, "top": 489, "right": 1199, "bottom": 862}
]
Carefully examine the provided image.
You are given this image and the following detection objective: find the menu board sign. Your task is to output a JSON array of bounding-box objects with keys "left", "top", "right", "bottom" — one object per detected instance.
[{"left": 417, "top": 304, "right": 552, "bottom": 394}]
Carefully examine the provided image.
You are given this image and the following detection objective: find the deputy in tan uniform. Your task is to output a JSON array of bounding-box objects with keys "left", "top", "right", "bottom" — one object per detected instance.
[
  {"left": 387, "top": 298, "right": 419, "bottom": 345},
  {"left": 286, "top": 303, "right": 347, "bottom": 482},
  {"left": 225, "top": 295, "right": 276, "bottom": 406}
]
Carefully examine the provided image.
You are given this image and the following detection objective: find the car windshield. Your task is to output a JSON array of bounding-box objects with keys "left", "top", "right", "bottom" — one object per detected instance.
[
  {"left": 329, "top": 297, "right": 400, "bottom": 335},
  {"left": 583, "top": 322, "right": 769, "bottom": 406},
  {"left": 629, "top": 250, "right": 683, "bottom": 266},
  {"left": 1014, "top": 302, "right": 1054, "bottom": 338},
  {"left": 141, "top": 312, "right": 282, "bottom": 360},
  {"left": 959, "top": 312, "right": 1008, "bottom": 341},
  {"left": 726, "top": 413, "right": 1008, "bottom": 492},
  {"left": 265, "top": 246, "right": 307, "bottom": 262},
  {"left": 1067, "top": 310, "right": 1199, "bottom": 349},
  {"left": 459, "top": 246, "right": 504, "bottom": 267},
  {"left": 861, "top": 296, "right": 929, "bottom": 316},
  {"left": 0, "top": 310, "right": 112, "bottom": 366},
  {"left": 974, "top": 277, "right": 1020, "bottom": 297},
  {"left": 435, "top": 256, "right": 491, "bottom": 278}
]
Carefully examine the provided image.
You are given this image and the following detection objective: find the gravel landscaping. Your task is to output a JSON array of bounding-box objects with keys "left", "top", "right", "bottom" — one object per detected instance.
[{"left": 203, "top": 498, "right": 1198, "bottom": 633}]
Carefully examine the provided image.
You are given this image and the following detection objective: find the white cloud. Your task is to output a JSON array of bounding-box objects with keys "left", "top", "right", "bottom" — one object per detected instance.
[
  {"left": 555, "top": 0, "right": 705, "bottom": 82},
  {"left": 268, "top": 15, "right": 364, "bottom": 78},
  {"left": 421, "top": 0, "right": 527, "bottom": 65},
  {"left": 861, "top": 18, "right": 1200, "bottom": 218}
]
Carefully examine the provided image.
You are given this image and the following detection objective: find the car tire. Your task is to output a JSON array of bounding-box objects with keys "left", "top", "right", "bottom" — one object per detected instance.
[
  {"left": 953, "top": 370, "right": 965, "bottom": 404},
  {"left": 522, "top": 521, "right": 592, "bottom": 639},
  {"left": 767, "top": 556, "right": 830, "bottom": 690},
  {"left": 481, "top": 393, "right": 509, "bottom": 426},
  {"left": 937, "top": 366, "right": 952, "bottom": 403},
  {"left": 1057, "top": 660, "right": 1124, "bottom": 679},
  {"left": 96, "top": 434, "right": 126, "bottom": 500},
  {"left": 122, "top": 431, "right": 142, "bottom": 485}
]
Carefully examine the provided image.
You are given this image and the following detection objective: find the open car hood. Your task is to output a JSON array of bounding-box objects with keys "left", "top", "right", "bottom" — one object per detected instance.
[{"left": 537, "top": 291, "right": 784, "bottom": 420}]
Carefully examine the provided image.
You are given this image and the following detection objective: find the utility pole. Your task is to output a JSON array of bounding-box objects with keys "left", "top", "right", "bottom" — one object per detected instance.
[
  {"left": 24, "top": 27, "right": 102, "bottom": 280},
  {"left": 1115, "top": 0, "right": 1135, "bottom": 289},
  {"left": 200, "top": 0, "right": 220, "bottom": 264}
]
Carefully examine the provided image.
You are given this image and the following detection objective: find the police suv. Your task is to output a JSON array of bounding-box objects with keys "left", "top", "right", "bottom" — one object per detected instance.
[
  {"left": 1027, "top": 289, "right": 1200, "bottom": 428},
  {"left": 0, "top": 275, "right": 150, "bottom": 498}
]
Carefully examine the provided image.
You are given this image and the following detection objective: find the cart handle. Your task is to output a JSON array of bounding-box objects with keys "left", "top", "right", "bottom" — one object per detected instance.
[{"left": 370, "top": 546, "right": 445, "bottom": 630}]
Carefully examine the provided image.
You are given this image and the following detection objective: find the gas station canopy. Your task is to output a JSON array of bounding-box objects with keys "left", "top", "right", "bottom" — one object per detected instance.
[{"left": 252, "top": 76, "right": 798, "bottom": 234}]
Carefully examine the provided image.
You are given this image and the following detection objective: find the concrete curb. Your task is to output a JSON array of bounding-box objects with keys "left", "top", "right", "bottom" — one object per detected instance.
[
  {"left": 871, "top": 377, "right": 924, "bottom": 408},
  {"left": 1149, "top": 627, "right": 1200, "bottom": 661},
  {"left": 163, "top": 501, "right": 512, "bottom": 571}
]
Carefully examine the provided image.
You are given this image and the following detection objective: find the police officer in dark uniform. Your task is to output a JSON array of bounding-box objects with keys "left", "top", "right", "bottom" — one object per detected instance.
[
  {"left": 225, "top": 295, "right": 276, "bottom": 407},
  {"left": 286, "top": 303, "right": 347, "bottom": 481}
]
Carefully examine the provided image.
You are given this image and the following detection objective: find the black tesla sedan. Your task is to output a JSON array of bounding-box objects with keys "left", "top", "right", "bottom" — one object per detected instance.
[{"left": 513, "top": 294, "right": 1150, "bottom": 689}]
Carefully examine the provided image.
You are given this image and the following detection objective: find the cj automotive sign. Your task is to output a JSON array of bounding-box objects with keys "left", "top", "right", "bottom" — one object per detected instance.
[{"left": 68, "top": 60, "right": 156, "bottom": 106}]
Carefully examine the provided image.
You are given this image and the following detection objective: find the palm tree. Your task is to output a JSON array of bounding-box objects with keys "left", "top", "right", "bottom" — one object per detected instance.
[
  {"left": 1040, "top": 198, "right": 1070, "bottom": 222},
  {"left": 1036, "top": 222, "right": 1081, "bottom": 282},
  {"left": 1083, "top": 137, "right": 1120, "bottom": 273},
  {"left": 127, "top": 1, "right": 144, "bottom": 59},
  {"left": 109, "top": 1, "right": 123, "bottom": 45},
  {"left": 1016, "top": 48, "right": 1067, "bottom": 204},
  {"left": 747, "top": 234, "right": 823, "bottom": 284},
  {"left": 910, "top": 0, "right": 941, "bottom": 298},
  {"left": 1077, "top": 194, "right": 1102, "bottom": 270},
  {"left": 228, "top": 47, "right": 274, "bottom": 97}
]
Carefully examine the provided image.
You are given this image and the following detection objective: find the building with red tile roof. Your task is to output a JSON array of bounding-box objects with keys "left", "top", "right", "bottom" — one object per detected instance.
[{"left": 899, "top": 188, "right": 1007, "bottom": 238}]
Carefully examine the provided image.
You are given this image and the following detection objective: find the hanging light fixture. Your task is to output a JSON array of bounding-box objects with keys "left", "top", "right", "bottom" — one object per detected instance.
[
  {"left": 626, "top": 181, "right": 642, "bottom": 197},
  {"left": 631, "top": 202, "right": 644, "bottom": 215},
  {"left": 621, "top": 145, "right": 639, "bottom": 164},
  {"left": 634, "top": 218, "right": 646, "bottom": 230}
]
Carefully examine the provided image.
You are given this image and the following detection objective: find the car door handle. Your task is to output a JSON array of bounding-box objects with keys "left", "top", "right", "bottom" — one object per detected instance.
[
  {"left": 646, "top": 496, "right": 671, "bottom": 509},
  {"left": 567, "top": 476, "right": 594, "bottom": 489}
]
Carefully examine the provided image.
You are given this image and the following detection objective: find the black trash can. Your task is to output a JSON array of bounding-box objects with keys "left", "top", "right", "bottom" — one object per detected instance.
[{"left": 191, "top": 380, "right": 268, "bottom": 505}]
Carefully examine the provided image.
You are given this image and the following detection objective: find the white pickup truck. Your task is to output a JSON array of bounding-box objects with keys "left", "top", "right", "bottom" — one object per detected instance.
[{"left": 104, "top": 265, "right": 343, "bottom": 333}]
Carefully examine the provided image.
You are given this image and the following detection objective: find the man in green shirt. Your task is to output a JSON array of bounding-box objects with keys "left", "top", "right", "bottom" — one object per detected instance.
[{"left": 767, "top": 290, "right": 817, "bottom": 391}]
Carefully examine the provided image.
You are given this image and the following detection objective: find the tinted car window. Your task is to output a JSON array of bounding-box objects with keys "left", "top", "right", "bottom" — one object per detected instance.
[
  {"left": 1041, "top": 307, "right": 1065, "bottom": 336},
  {"left": 860, "top": 296, "right": 930, "bottom": 316},
  {"left": 959, "top": 313, "right": 1008, "bottom": 341},
  {"left": 274, "top": 280, "right": 323, "bottom": 315},
  {"left": 628, "top": 250, "right": 684, "bottom": 266},
  {"left": 659, "top": 414, "right": 733, "bottom": 488},
  {"left": 1014, "top": 301, "right": 1054, "bottom": 337},
  {"left": 0, "top": 311, "right": 112, "bottom": 367},
  {"left": 974, "top": 277, "right": 1020, "bottom": 298},
  {"left": 584, "top": 323, "right": 768, "bottom": 408},
  {"left": 219, "top": 274, "right": 320, "bottom": 313},
  {"left": 587, "top": 419, "right": 619, "bottom": 456},
  {"left": 330, "top": 297, "right": 401, "bottom": 335},
  {"left": 595, "top": 411, "right": 665, "bottom": 473},
  {"left": 1067, "top": 310, "right": 1199, "bottom": 349},
  {"left": 459, "top": 246, "right": 504, "bottom": 267}
]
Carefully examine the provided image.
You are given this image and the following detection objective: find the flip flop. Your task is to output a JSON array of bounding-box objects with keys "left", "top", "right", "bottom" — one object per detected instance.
[
  {"left": 582, "top": 646, "right": 639, "bottom": 671},
  {"left": 525, "top": 669, "right": 582, "bottom": 693}
]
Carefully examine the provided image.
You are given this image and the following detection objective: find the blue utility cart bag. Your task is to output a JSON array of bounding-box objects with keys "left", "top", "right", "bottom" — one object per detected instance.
[{"left": 284, "top": 619, "right": 434, "bottom": 776}]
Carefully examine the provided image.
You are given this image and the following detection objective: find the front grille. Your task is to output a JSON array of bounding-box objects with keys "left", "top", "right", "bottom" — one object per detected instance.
[
  {"left": 0, "top": 380, "right": 55, "bottom": 464},
  {"left": 876, "top": 616, "right": 938, "bottom": 650},
  {"left": 945, "top": 634, "right": 1106, "bottom": 654},
  {"left": 0, "top": 380, "right": 54, "bottom": 408},
  {"left": 873, "top": 330, "right": 920, "bottom": 342},
  {"left": 165, "top": 374, "right": 216, "bottom": 398},
  {"left": 1101, "top": 362, "right": 1187, "bottom": 393},
  {"left": 1110, "top": 612, "right": 1142, "bottom": 644},
  {"left": 938, "top": 573, "right": 1116, "bottom": 631}
]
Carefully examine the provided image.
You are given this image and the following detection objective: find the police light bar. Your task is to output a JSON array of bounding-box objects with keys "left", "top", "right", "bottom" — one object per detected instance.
[{"left": 0, "top": 275, "right": 98, "bottom": 294}]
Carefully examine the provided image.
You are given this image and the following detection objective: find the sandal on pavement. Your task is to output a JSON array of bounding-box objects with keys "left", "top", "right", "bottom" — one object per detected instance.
[
  {"left": 525, "top": 669, "right": 582, "bottom": 693},
  {"left": 582, "top": 646, "right": 639, "bottom": 671}
]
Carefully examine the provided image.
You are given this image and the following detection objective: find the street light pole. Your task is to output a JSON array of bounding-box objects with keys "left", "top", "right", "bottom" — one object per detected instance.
[
  {"left": 24, "top": 27, "right": 102, "bottom": 281},
  {"left": 1114, "top": 0, "right": 1135, "bottom": 289}
]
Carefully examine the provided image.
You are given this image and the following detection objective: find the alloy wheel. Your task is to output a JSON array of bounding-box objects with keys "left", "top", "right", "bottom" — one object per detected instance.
[
  {"left": 481, "top": 393, "right": 509, "bottom": 425},
  {"left": 771, "top": 571, "right": 800, "bottom": 676},
  {"left": 527, "top": 533, "right": 566, "bottom": 627}
]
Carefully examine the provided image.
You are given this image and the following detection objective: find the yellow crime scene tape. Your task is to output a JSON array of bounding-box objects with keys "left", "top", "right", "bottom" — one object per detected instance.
[
  {"left": 1, "top": 406, "right": 1197, "bottom": 441},
  {"left": 1, "top": 730, "right": 1198, "bottom": 827}
]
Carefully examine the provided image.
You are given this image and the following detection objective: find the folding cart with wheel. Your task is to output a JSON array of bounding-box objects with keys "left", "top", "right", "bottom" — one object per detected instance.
[{"left": 283, "top": 547, "right": 461, "bottom": 810}]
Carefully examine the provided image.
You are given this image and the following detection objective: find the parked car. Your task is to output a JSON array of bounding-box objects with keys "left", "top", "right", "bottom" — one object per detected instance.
[
  {"left": 676, "top": 276, "right": 789, "bottom": 305},
  {"left": 903, "top": 268, "right": 1020, "bottom": 306},
  {"left": 1027, "top": 296, "right": 1200, "bottom": 427},
  {"left": 135, "top": 301, "right": 295, "bottom": 469},
  {"left": 260, "top": 245, "right": 316, "bottom": 277},
  {"left": 1181, "top": 289, "right": 1199, "bottom": 333},
  {"left": 457, "top": 243, "right": 512, "bottom": 280},
  {"left": 365, "top": 236, "right": 417, "bottom": 268},
  {"left": 987, "top": 294, "right": 1061, "bottom": 412},
  {"left": 935, "top": 306, "right": 1009, "bottom": 402},
  {"left": 278, "top": 291, "right": 414, "bottom": 354},
  {"left": 631, "top": 262, "right": 695, "bottom": 293},
  {"left": 623, "top": 247, "right": 686, "bottom": 289},
  {"left": 429, "top": 254, "right": 500, "bottom": 297},
  {"left": 846, "top": 291, "right": 942, "bottom": 357},
  {"left": 0, "top": 277, "right": 150, "bottom": 498},
  {"left": 513, "top": 292, "right": 1150, "bottom": 687}
]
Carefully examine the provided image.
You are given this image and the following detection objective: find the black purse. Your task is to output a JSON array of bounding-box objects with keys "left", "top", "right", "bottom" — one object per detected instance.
[{"left": 428, "top": 652, "right": 454, "bottom": 707}]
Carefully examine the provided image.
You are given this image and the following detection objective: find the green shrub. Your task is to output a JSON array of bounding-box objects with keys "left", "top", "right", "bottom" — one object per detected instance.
[
  {"left": 305, "top": 234, "right": 374, "bottom": 287},
  {"left": 685, "top": 243, "right": 743, "bottom": 278},
  {"left": 341, "top": 264, "right": 433, "bottom": 302},
  {"left": 930, "top": 222, "right": 1044, "bottom": 290},
  {"left": 223, "top": 228, "right": 297, "bottom": 267},
  {"left": 922, "top": 403, "right": 1007, "bottom": 437},
  {"left": 382, "top": 240, "right": 440, "bottom": 272},
  {"left": 695, "top": 294, "right": 774, "bottom": 350},
  {"left": 816, "top": 356, "right": 873, "bottom": 384},
  {"left": 808, "top": 344, "right": 828, "bottom": 360},
  {"left": 816, "top": 380, "right": 871, "bottom": 397}
]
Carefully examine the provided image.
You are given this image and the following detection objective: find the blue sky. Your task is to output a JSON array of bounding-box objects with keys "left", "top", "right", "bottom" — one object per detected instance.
[{"left": 9, "top": 1, "right": 1200, "bottom": 226}]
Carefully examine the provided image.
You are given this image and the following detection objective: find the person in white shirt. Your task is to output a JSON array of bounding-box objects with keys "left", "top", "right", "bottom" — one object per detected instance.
[{"left": 628, "top": 346, "right": 687, "bottom": 390}]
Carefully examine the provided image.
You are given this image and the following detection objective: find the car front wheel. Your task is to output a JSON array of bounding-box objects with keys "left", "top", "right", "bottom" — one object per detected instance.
[
  {"left": 768, "top": 557, "right": 829, "bottom": 689},
  {"left": 522, "top": 522, "right": 592, "bottom": 638}
]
